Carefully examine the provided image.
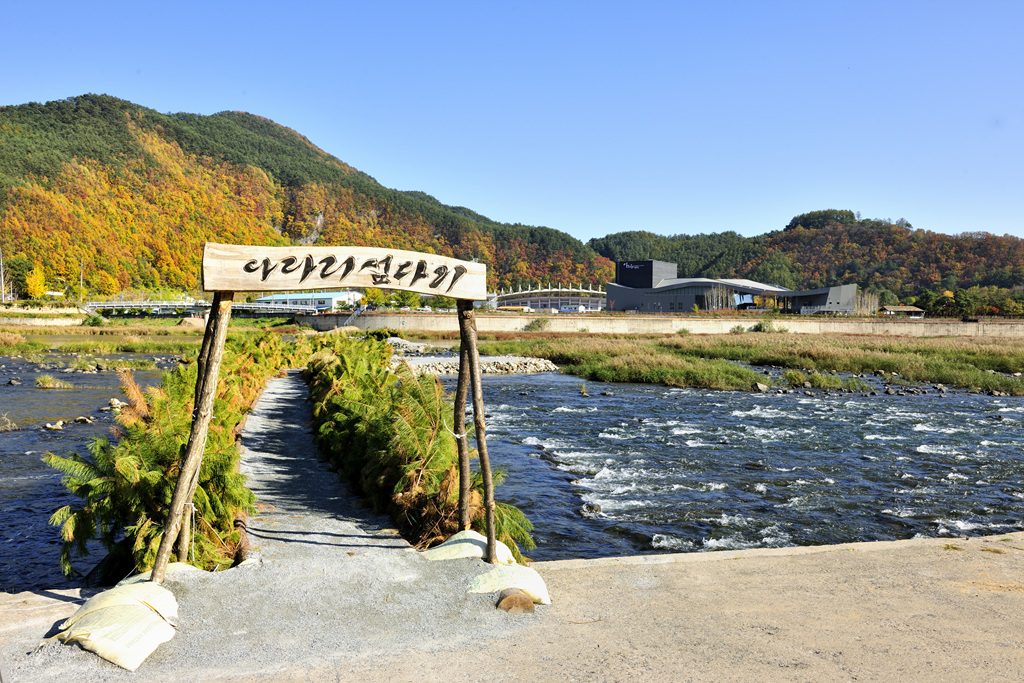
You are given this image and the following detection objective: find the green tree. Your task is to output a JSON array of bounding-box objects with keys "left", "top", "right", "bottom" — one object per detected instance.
[
  {"left": 426, "top": 295, "right": 456, "bottom": 310},
  {"left": 953, "top": 288, "right": 978, "bottom": 317},
  {"left": 25, "top": 263, "right": 46, "bottom": 298},
  {"left": 361, "top": 287, "right": 388, "bottom": 307},
  {"left": 3, "top": 256, "right": 31, "bottom": 297},
  {"left": 393, "top": 290, "right": 421, "bottom": 309}
]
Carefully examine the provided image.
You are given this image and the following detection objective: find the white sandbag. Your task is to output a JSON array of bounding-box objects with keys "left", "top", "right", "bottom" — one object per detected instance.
[
  {"left": 468, "top": 564, "right": 551, "bottom": 605},
  {"left": 422, "top": 530, "right": 516, "bottom": 564},
  {"left": 117, "top": 561, "right": 202, "bottom": 586},
  {"left": 61, "top": 581, "right": 178, "bottom": 630},
  {"left": 49, "top": 603, "right": 176, "bottom": 671}
]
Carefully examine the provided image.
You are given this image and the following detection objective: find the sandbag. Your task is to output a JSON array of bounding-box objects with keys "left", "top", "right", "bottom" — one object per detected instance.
[
  {"left": 468, "top": 564, "right": 551, "bottom": 605},
  {"left": 46, "top": 602, "right": 176, "bottom": 671},
  {"left": 422, "top": 530, "right": 516, "bottom": 564},
  {"left": 61, "top": 581, "right": 178, "bottom": 630}
]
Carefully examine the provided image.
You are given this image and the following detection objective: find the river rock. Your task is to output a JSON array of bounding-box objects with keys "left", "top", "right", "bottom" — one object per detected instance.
[
  {"left": 395, "top": 356, "right": 559, "bottom": 376},
  {"left": 45, "top": 421, "right": 64, "bottom": 431},
  {"left": 753, "top": 382, "right": 770, "bottom": 393},
  {"left": 7, "top": 379, "right": 21, "bottom": 385},
  {"left": 496, "top": 588, "right": 535, "bottom": 614}
]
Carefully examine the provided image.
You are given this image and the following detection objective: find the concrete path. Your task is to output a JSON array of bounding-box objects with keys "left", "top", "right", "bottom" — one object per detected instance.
[{"left": 3, "top": 371, "right": 1024, "bottom": 681}]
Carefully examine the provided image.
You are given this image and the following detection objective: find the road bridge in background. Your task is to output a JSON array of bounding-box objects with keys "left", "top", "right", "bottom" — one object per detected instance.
[{"left": 85, "top": 300, "right": 319, "bottom": 315}]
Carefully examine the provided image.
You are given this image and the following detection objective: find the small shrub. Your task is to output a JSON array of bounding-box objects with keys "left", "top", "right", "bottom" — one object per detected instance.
[
  {"left": 81, "top": 314, "right": 105, "bottom": 327},
  {"left": 840, "top": 377, "right": 871, "bottom": 392},
  {"left": 782, "top": 370, "right": 807, "bottom": 387},
  {"left": 807, "top": 372, "right": 841, "bottom": 390},
  {"left": 0, "top": 413, "right": 17, "bottom": 432},
  {"left": 677, "top": 327, "right": 690, "bottom": 335},
  {"left": 524, "top": 318, "right": 550, "bottom": 332},
  {"left": 366, "top": 327, "right": 403, "bottom": 341},
  {"left": 36, "top": 374, "right": 73, "bottom": 389},
  {"left": 730, "top": 324, "right": 746, "bottom": 335},
  {"left": 752, "top": 319, "right": 787, "bottom": 333}
]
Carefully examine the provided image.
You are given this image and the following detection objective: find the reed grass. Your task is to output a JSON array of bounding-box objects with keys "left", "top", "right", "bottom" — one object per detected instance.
[
  {"left": 479, "top": 338, "right": 767, "bottom": 391},
  {"left": 661, "top": 334, "right": 1024, "bottom": 394},
  {"left": 478, "top": 333, "right": 1024, "bottom": 394}
]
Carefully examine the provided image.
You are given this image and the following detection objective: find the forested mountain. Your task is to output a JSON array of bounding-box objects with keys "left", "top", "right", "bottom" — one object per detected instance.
[
  {"left": 2, "top": 96, "right": 1021, "bottom": 309},
  {"left": 0, "top": 94, "right": 613, "bottom": 295},
  {"left": 589, "top": 210, "right": 1024, "bottom": 308}
]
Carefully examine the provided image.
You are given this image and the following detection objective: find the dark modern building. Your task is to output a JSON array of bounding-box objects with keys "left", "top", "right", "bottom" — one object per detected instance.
[{"left": 606, "top": 260, "right": 858, "bottom": 314}]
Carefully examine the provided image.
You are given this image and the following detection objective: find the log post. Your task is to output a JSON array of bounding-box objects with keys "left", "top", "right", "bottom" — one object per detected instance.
[
  {"left": 454, "top": 340, "right": 472, "bottom": 530},
  {"left": 458, "top": 299, "right": 497, "bottom": 562},
  {"left": 151, "top": 292, "right": 233, "bottom": 583},
  {"left": 175, "top": 311, "right": 219, "bottom": 562}
]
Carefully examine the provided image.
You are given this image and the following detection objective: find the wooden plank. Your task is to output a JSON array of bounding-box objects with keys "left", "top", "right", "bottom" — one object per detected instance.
[{"left": 202, "top": 242, "right": 488, "bottom": 301}]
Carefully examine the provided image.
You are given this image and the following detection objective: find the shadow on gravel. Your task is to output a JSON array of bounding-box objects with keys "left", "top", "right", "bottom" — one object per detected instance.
[
  {"left": 241, "top": 370, "right": 398, "bottom": 538},
  {"left": 245, "top": 527, "right": 402, "bottom": 550}
]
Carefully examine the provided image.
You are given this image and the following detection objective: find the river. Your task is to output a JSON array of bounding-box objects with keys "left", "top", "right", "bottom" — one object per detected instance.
[
  {"left": 0, "top": 353, "right": 170, "bottom": 593},
  {"left": 3, "top": 354, "right": 1022, "bottom": 593},
  {"left": 469, "top": 372, "right": 1024, "bottom": 560}
]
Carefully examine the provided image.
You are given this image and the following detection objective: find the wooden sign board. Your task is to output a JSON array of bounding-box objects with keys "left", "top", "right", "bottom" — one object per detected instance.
[{"left": 202, "top": 243, "right": 488, "bottom": 301}]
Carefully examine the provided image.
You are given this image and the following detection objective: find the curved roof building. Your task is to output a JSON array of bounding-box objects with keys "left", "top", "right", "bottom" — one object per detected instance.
[{"left": 607, "top": 260, "right": 857, "bottom": 314}]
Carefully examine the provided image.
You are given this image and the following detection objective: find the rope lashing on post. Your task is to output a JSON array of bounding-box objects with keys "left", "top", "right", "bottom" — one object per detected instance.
[{"left": 442, "top": 418, "right": 467, "bottom": 440}]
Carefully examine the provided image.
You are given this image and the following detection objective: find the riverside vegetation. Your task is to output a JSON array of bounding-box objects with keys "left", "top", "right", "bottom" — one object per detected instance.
[
  {"left": 40, "top": 327, "right": 535, "bottom": 579},
  {"left": 476, "top": 332, "right": 1024, "bottom": 395},
  {"left": 304, "top": 335, "right": 535, "bottom": 560}
]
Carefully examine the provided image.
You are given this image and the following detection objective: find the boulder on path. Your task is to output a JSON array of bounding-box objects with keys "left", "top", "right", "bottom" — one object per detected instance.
[{"left": 496, "top": 588, "right": 535, "bottom": 614}]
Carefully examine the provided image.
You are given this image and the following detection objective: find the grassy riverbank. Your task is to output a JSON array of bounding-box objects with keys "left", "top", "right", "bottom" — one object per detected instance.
[
  {"left": 0, "top": 317, "right": 300, "bottom": 355},
  {"left": 477, "top": 333, "right": 1024, "bottom": 394}
]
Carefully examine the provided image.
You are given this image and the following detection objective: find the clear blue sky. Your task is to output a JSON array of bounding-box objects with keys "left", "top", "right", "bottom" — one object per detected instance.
[{"left": 3, "top": 1, "right": 1022, "bottom": 242}]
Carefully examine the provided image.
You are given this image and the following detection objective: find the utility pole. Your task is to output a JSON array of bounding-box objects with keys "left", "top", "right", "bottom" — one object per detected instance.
[
  {"left": 80, "top": 258, "right": 84, "bottom": 303},
  {"left": 0, "top": 246, "right": 5, "bottom": 303}
]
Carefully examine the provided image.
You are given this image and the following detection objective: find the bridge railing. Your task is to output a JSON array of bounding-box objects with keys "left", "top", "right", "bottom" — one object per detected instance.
[{"left": 86, "top": 300, "right": 320, "bottom": 314}]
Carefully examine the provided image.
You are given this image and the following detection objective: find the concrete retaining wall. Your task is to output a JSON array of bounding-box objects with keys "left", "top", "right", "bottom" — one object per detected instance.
[{"left": 296, "top": 312, "right": 1024, "bottom": 339}]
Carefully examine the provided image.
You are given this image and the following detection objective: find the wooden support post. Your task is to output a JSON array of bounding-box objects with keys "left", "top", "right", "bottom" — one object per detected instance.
[
  {"left": 454, "top": 340, "right": 472, "bottom": 530},
  {"left": 457, "top": 300, "right": 497, "bottom": 563},
  {"left": 151, "top": 291, "right": 234, "bottom": 583},
  {"left": 175, "top": 310, "right": 219, "bottom": 562}
]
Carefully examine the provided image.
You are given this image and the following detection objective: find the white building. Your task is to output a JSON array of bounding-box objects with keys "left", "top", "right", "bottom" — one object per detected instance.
[{"left": 254, "top": 291, "right": 362, "bottom": 311}]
